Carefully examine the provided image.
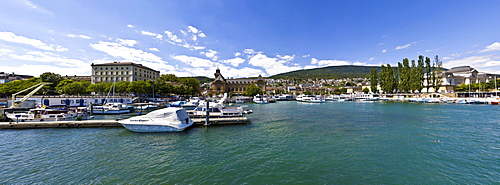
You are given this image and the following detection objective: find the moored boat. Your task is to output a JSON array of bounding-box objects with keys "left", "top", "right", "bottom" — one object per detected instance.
[
  {"left": 5, "top": 107, "right": 78, "bottom": 122},
  {"left": 119, "top": 107, "right": 194, "bottom": 132}
]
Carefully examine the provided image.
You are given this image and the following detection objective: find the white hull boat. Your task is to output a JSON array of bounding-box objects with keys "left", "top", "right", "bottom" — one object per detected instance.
[{"left": 119, "top": 108, "right": 194, "bottom": 132}]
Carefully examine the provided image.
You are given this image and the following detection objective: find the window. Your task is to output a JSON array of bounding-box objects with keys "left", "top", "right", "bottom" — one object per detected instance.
[
  {"left": 106, "top": 67, "right": 108, "bottom": 70},
  {"left": 121, "top": 71, "right": 124, "bottom": 75},
  {"left": 106, "top": 72, "right": 108, "bottom": 75},
  {"left": 121, "top": 67, "right": 123, "bottom": 70},
  {"left": 100, "top": 67, "right": 103, "bottom": 70},
  {"left": 95, "top": 72, "right": 98, "bottom": 75},
  {"left": 126, "top": 67, "right": 129, "bottom": 70}
]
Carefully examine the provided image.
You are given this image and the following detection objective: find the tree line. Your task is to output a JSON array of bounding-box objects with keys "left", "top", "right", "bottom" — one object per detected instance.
[
  {"left": 0, "top": 72, "right": 200, "bottom": 98},
  {"left": 370, "top": 55, "right": 443, "bottom": 94}
]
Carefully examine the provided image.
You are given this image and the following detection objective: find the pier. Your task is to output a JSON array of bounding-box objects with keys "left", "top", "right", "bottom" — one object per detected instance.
[{"left": 0, "top": 117, "right": 248, "bottom": 129}]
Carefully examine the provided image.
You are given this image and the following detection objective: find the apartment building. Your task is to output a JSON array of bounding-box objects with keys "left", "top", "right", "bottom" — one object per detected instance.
[{"left": 91, "top": 62, "right": 160, "bottom": 84}]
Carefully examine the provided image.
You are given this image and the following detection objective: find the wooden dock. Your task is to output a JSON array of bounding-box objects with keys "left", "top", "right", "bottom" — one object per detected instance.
[{"left": 0, "top": 117, "right": 248, "bottom": 129}]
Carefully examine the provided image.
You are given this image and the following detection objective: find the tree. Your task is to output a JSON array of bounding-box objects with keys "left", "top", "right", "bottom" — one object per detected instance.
[
  {"left": 369, "top": 68, "right": 378, "bottom": 93},
  {"left": 416, "top": 56, "right": 425, "bottom": 92},
  {"left": 115, "top": 81, "right": 130, "bottom": 94},
  {"left": 40, "top": 72, "right": 63, "bottom": 93},
  {"left": 87, "top": 82, "right": 108, "bottom": 95},
  {"left": 159, "top": 74, "right": 180, "bottom": 83},
  {"left": 244, "top": 84, "right": 262, "bottom": 96},
  {"left": 180, "top": 78, "right": 200, "bottom": 95},
  {"left": 400, "top": 58, "right": 411, "bottom": 93},
  {"left": 127, "top": 81, "right": 150, "bottom": 95},
  {"left": 432, "top": 55, "right": 444, "bottom": 92},
  {"left": 362, "top": 87, "right": 370, "bottom": 94},
  {"left": 425, "top": 56, "right": 432, "bottom": 92},
  {"left": 380, "top": 64, "right": 395, "bottom": 93},
  {"left": 59, "top": 81, "right": 89, "bottom": 95}
]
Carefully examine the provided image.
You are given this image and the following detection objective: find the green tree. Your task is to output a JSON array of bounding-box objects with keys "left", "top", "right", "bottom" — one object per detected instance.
[
  {"left": 159, "top": 74, "right": 180, "bottom": 83},
  {"left": 115, "top": 81, "right": 130, "bottom": 94},
  {"left": 369, "top": 68, "right": 378, "bottom": 93},
  {"left": 362, "top": 87, "right": 370, "bottom": 94},
  {"left": 59, "top": 81, "right": 89, "bottom": 95},
  {"left": 425, "top": 56, "right": 432, "bottom": 92},
  {"left": 40, "top": 72, "right": 63, "bottom": 92},
  {"left": 400, "top": 58, "right": 411, "bottom": 93},
  {"left": 380, "top": 64, "right": 395, "bottom": 93},
  {"left": 432, "top": 55, "right": 444, "bottom": 92},
  {"left": 180, "top": 78, "right": 200, "bottom": 95},
  {"left": 244, "top": 84, "right": 262, "bottom": 96},
  {"left": 127, "top": 81, "right": 150, "bottom": 95},
  {"left": 87, "top": 82, "right": 108, "bottom": 95}
]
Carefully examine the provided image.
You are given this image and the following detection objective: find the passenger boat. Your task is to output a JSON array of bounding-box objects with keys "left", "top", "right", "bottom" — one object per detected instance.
[
  {"left": 302, "top": 96, "right": 326, "bottom": 103},
  {"left": 5, "top": 107, "right": 78, "bottom": 122},
  {"left": 119, "top": 108, "right": 193, "bottom": 132},
  {"left": 253, "top": 94, "right": 268, "bottom": 104}
]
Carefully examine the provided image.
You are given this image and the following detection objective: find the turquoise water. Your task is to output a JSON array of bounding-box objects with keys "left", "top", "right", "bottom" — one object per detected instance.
[{"left": 1, "top": 101, "right": 499, "bottom": 184}]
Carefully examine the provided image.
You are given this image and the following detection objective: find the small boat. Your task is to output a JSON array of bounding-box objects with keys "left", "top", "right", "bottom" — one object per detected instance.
[
  {"left": 181, "top": 97, "right": 201, "bottom": 110},
  {"left": 188, "top": 93, "right": 252, "bottom": 117},
  {"left": 5, "top": 107, "right": 78, "bottom": 122},
  {"left": 91, "top": 103, "right": 132, "bottom": 114},
  {"left": 302, "top": 96, "right": 326, "bottom": 103},
  {"left": 253, "top": 94, "right": 268, "bottom": 104},
  {"left": 119, "top": 108, "right": 194, "bottom": 132}
]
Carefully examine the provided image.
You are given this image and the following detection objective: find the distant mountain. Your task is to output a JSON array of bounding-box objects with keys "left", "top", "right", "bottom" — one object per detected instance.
[{"left": 269, "top": 65, "right": 382, "bottom": 79}]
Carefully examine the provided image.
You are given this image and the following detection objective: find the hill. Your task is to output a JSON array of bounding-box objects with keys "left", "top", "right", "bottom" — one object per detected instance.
[{"left": 269, "top": 65, "right": 382, "bottom": 79}]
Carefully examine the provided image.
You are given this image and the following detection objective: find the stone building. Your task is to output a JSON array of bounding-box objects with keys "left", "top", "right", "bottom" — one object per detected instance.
[
  {"left": 91, "top": 62, "right": 160, "bottom": 84},
  {"left": 211, "top": 68, "right": 266, "bottom": 94},
  {"left": 0, "top": 72, "right": 33, "bottom": 83}
]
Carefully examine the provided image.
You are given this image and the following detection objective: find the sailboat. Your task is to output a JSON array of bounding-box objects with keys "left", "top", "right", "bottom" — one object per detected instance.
[{"left": 91, "top": 79, "right": 133, "bottom": 114}]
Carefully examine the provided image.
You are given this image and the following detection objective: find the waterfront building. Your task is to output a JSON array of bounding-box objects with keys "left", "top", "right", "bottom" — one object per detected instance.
[
  {"left": 211, "top": 68, "right": 266, "bottom": 94},
  {"left": 0, "top": 72, "right": 33, "bottom": 83},
  {"left": 423, "top": 66, "right": 496, "bottom": 93},
  {"left": 91, "top": 62, "right": 160, "bottom": 84}
]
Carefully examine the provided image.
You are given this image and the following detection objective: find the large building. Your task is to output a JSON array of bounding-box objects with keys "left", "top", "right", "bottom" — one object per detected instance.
[
  {"left": 91, "top": 62, "right": 160, "bottom": 84},
  {"left": 0, "top": 72, "right": 33, "bottom": 83},
  {"left": 211, "top": 68, "right": 266, "bottom": 94},
  {"left": 423, "top": 66, "right": 496, "bottom": 93}
]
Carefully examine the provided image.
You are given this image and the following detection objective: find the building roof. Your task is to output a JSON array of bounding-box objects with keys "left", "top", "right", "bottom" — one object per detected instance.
[{"left": 91, "top": 62, "right": 160, "bottom": 73}]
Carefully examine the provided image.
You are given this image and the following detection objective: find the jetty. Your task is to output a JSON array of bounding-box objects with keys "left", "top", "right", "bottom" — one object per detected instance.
[{"left": 0, "top": 117, "right": 248, "bottom": 129}]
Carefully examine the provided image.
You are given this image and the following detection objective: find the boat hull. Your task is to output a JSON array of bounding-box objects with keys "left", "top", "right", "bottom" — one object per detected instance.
[{"left": 121, "top": 124, "right": 187, "bottom": 132}]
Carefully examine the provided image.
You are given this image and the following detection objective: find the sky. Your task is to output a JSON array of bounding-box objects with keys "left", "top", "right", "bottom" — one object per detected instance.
[{"left": 1, "top": 0, "right": 500, "bottom": 78}]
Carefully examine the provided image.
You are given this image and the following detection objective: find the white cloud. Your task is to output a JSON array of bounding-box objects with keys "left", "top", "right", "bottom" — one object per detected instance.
[
  {"left": 309, "top": 58, "right": 351, "bottom": 67},
  {"left": 187, "top": 26, "right": 199, "bottom": 34},
  {"left": 382, "top": 49, "right": 387, "bottom": 53},
  {"left": 198, "top": 33, "right": 206, "bottom": 38},
  {"left": 170, "top": 55, "right": 215, "bottom": 68},
  {"left": 369, "top": 58, "right": 374, "bottom": 61},
  {"left": 0, "top": 64, "right": 90, "bottom": 76},
  {"left": 9, "top": 51, "right": 87, "bottom": 67},
  {"left": 221, "top": 57, "right": 245, "bottom": 67},
  {"left": 127, "top": 25, "right": 134, "bottom": 28},
  {"left": 443, "top": 55, "right": 499, "bottom": 69},
  {"left": 395, "top": 41, "right": 417, "bottom": 50},
  {"left": 0, "top": 31, "right": 68, "bottom": 52},
  {"left": 164, "top": 31, "right": 183, "bottom": 43},
  {"left": 67, "top": 34, "right": 91, "bottom": 39},
  {"left": 277, "top": 54, "right": 295, "bottom": 61},
  {"left": 149, "top": 48, "right": 159, "bottom": 52},
  {"left": 141, "top": 31, "right": 163, "bottom": 40},
  {"left": 247, "top": 53, "right": 302, "bottom": 76},
  {"left": 200, "top": 49, "right": 219, "bottom": 61},
  {"left": 90, "top": 41, "right": 165, "bottom": 64},
  {"left": 480, "top": 42, "right": 500, "bottom": 53},
  {"left": 302, "top": 54, "right": 310, "bottom": 58},
  {"left": 234, "top": 52, "right": 242, "bottom": 57},
  {"left": 116, "top": 38, "right": 137, "bottom": 47},
  {"left": 0, "top": 49, "right": 14, "bottom": 55}
]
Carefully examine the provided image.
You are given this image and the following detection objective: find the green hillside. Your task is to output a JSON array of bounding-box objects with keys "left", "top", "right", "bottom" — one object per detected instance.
[{"left": 269, "top": 65, "right": 382, "bottom": 79}]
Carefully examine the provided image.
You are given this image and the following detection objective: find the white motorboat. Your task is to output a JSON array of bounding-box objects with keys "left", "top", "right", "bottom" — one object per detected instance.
[
  {"left": 253, "top": 94, "right": 268, "bottom": 104},
  {"left": 119, "top": 107, "right": 194, "bottom": 132},
  {"left": 188, "top": 93, "right": 252, "bottom": 117},
  {"left": 91, "top": 103, "right": 132, "bottom": 114},
  {"left": 5, "top": 107, "right": 78, "bottom": 122},
  {"left": 302, "top": 96, "right": 326, "bottom": 103},
  {"left": 181, "top": 97, "right": 201, "bottom": 110}
]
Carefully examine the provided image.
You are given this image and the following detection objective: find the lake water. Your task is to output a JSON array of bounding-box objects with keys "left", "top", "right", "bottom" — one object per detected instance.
[{"left": 1, "top": 101, "right": 499, "bottom": 184}]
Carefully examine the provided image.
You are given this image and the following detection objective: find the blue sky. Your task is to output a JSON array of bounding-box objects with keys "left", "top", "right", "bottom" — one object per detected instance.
[{"left": 1, "top": 0, "right": 499, "bottom": 78}]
